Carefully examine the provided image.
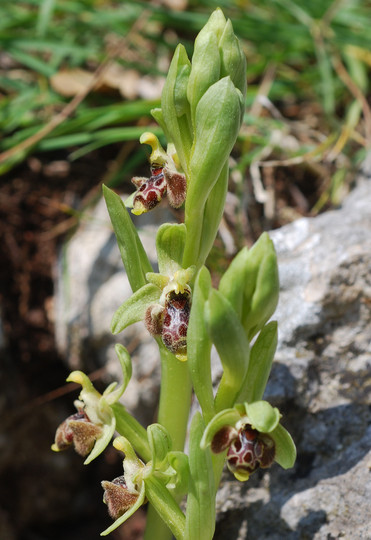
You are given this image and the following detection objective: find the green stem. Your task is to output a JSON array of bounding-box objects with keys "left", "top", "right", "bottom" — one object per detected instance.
[
  {"left": 144, "top": 344, "right": 192, "bottom": 540},
  {"left": 144, "top": 503, "right": 174, "bottom": 540},
  {"left": 157, "top": 345, "right": 192, "bottom": 452}
]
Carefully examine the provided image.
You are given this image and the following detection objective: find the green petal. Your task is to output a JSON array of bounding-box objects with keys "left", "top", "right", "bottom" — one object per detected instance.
[
  {"left": 166, "top": 451, "right": 190, "bottom": 495},
  {"left": 245, "top": 401, "right": 281, "bottom": 433},
  {"left": 270, "top": 423, "right": 297, "bottom": 469},
  {"left": 111, "top": 283, "right": 161, "bottom": 334},
  {"left": 200, "top": 408, "right": 240, "bottom": 450},
  {"left": 103, "top": 344, "right": 133, "bottom": 404},
  {"left": 103, "top": 184, "right": 153, "bottom": 292}
]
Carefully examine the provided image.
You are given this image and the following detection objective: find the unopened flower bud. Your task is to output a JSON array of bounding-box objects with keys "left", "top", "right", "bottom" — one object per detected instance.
[
  {"left": 102, "top": 476, "right": 140, "bottom": 520},
  {"left": 53, "top": 410, "right": 103, "bottom": 457}
]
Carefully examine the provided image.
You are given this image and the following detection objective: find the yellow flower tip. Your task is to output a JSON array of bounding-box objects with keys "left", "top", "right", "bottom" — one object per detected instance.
[
  {"left": 175, "top": 352, "right": 187, "bottom": 362},
  {"left": 66, "top": 371, "right": 86, "bottom": 386},
  {"left": 139, "top": 131, "right": 158, "bottom": 149},
  {"left": 51, "top": 443, "right": 60, "bottom": 453},
  {"left": 131, "top": 204, "right": 147, "bottom": 216},
  {"left": 113, "top": 436, "right": 127, "bottom": 453},
  {"left": 233, "top": 470, "right": 250, "bottom": 482}
]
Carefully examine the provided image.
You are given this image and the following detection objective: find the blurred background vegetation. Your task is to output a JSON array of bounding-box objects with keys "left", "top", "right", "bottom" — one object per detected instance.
[
  {"left": 0, "top": 1, "right": 370, "bottom": 539},
  {"left": 1, "top": 0, "right": 370, "bottom": 221}
]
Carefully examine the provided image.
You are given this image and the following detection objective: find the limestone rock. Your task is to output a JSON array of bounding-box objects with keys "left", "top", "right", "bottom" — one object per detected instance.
[{"left": 214, "top": 161, "right": 371, "bottom": 539}]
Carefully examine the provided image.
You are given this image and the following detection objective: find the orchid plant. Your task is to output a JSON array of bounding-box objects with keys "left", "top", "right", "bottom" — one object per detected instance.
[{"left": 52, "top": 9, "right": 296, "bottom": 540}]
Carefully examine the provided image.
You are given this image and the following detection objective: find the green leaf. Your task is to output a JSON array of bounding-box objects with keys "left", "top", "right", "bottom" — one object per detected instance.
[
  {"left": 112, "top": 402, "right": 151, "bottom": 462},
  {"left": 103, "top": 185, "right": 153, "bottom": 292},
  {"left": 184, "top": 413, "right": 215, "bottom": 540},
  {"left": 156, "top": 223, "right": 187, "bottom": 275},
  {"left": 110, "top": 283, "right": 161, "bottom": 334},
  {"left": 187, "top": 267, "right": 215, "bottom": 422},
  {"left": 237, "top": 321, "right": 277, "bottom": 403}
]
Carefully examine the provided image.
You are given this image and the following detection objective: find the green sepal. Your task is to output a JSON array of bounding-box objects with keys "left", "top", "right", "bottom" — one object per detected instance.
[
  {"left": 200, "top": 408, "right": 240, "bottom": 450},
  {"left": 174, "top": 63, "right": 191, "bottom": 118},
  {"left": 219, "top": 18, "right": 247, "bottom": 99},
  {"left": 237, "top": 321, "right": 277, "bottom": 403},
  {"left": 84, "top": 414, "right": 115, "bottom": 465},
  {"left": 144, "top": 475, "right": 186, "bottom": 540},
  {"left": 100, "top": 478, "right": 146, "bottom": 536},
  {"left": 187, "top": 77, "right": 243, "bottom": 215},
  {"left": 187, "top": 267, "right": 215, "bottom": 422},
  {"left": 244, "top": 401, "right": 281, "bottom": 433},
  {"left": 110, "top": 283, "right": 161, "bottom": 334},
  {"left": 161, "top": 44, "right": 192, "bottom": 175},
  {"left": 156, "top": 223, "right": 187, "bottom": 275},
  {"left": 147, "top": 423, "right": 172, "bottom": 472},
  {"left": 205, "top": 289, "right": 249, "bottom": 410},
  {"left": 270, "top": 423, "right": 297, "bottom": 470},
  {"left": 184, "top": 412, "right": 216, "bottom": 540},
  {"left": 103, "top": 184, "right": 153, "bottom": 292}
]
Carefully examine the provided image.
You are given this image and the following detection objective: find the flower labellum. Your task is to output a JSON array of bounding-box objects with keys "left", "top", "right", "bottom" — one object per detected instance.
[
  {"left": 102, "top": 475, "right": 140, "bottom": 520},
  {"left": 161, "top": 288, "right": 191, "bottom": 358},
  {"left": 226, "top": 424, "right": 275, "bottom": 481},
  {"left": 52, "top": 409, "right": 103, "bottom": 457}
]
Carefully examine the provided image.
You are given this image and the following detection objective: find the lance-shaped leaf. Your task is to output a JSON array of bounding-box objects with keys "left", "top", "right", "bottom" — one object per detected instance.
[
  {"left": 187, "top": 267, "right": 214, "bottom": 422},
  {"left": 205, "top": 289, "right": 249, "bottom": 411},
  {"left": 111, "top": 283, "right": 161, "bottom": 334},
  {"left": 237, "top": 321, "right": 277, "bottom": 403},
  {"left": 103, "top": 185, "right": 153, "bottom": 292},
  {"left": 185, "top": 413, "right": 215, "bottom": 540}
]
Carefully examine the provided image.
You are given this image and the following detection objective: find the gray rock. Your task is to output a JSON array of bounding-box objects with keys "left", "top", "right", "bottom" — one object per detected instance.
[{"left": 214, "top": 160, "right": 371, "bottom": 539}]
